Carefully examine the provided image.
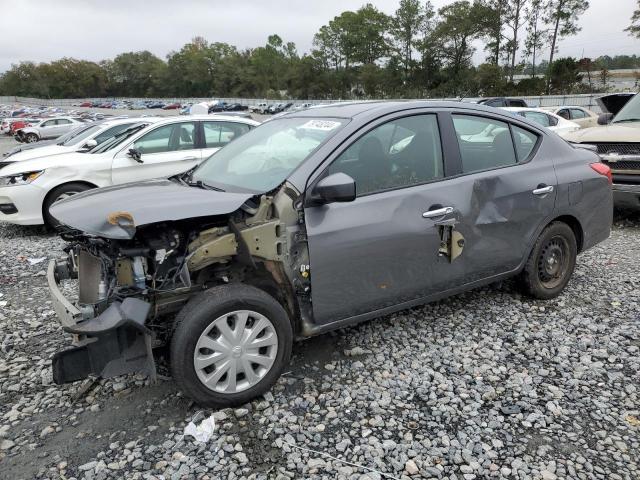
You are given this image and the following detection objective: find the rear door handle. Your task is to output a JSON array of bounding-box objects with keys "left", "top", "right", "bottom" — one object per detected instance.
[
  {"left": 182, "top": 156, "right": 198, "bottom": 161},
  {"left": 422, "top": 206, "right": 454, "bottom": 219},
  {"left": 532, "top": 185, "right": 554, "bottom": 196}
]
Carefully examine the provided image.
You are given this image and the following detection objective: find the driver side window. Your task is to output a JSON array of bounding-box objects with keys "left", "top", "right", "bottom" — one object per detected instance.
[
  {"left": 133, "top": 122, "right": 196, "bottom": 154},
  {"left": 326, "top": 115, "right": 444, "bottom": 196}
]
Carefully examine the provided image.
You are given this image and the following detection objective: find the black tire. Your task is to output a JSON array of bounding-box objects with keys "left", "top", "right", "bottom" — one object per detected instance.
[
  {"left": 25, "top": 133, "right": 39, "bottom": 143},
  {"left": 520, "top": 221, "right": 577, "bottom": 299},
  {"left": 43, "top": 182, "right": 93, "bottom": 228},
  {"left": 170, "top": 284, "right": 293, "bottom": 408}
]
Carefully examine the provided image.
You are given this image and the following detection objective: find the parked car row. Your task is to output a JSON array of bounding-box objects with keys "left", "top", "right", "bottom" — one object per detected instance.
[{"left": 0, "top": 114, "right": 259, "bottom": 225}]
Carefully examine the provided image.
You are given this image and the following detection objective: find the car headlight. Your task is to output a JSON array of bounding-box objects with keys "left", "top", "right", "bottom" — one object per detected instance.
[{"left": 0, "top": 170, "right": 44, "bottom": 187}]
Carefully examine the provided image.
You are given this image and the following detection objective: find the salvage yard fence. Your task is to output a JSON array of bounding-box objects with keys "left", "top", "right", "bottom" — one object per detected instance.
[{"left": 0, "top": 93, "right": 617, "bottom": 112}]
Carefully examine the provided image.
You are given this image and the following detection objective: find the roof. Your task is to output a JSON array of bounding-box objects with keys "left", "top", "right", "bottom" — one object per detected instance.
[{"left": 281, "top": 100, "right": 501, "bottom": 119}]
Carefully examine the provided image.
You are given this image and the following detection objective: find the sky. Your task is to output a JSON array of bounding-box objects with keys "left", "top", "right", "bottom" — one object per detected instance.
[{"left": 0, "top": 0, "right": 638, "bottom": 72}]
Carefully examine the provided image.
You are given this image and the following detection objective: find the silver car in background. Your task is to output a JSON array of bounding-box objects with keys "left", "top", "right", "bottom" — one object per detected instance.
[{"left": 15, "top": 116, "right": 87, "bottom": 143}]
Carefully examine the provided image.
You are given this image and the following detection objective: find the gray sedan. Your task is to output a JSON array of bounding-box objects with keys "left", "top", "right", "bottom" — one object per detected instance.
[{"left": 48, "top": 101, "right": 613, "bottom": 407}]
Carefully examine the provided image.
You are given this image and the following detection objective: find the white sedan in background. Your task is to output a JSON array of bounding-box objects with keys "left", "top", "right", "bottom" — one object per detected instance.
[
  {"left": 3, "top": 117, "right": 162, "bottom": 163},
  {"left": 542, "top": 106, "right": 600, "bottom": 129},
  {"left": 502, "top": 107, "right": 580, "bottom": 137},
  {"left": 0, "top": 115, "right": 259, "bottom": 226}
]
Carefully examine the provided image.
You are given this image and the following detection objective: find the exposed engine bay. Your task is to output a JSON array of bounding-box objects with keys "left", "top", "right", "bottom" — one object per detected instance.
[{"left": 49, "top": 183, "right": 313, "bottom": 384}]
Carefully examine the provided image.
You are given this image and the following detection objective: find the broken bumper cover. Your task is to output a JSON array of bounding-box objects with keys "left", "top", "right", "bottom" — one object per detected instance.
[{"left": 47, "top": 259, "right": 156, "bottom": 384}]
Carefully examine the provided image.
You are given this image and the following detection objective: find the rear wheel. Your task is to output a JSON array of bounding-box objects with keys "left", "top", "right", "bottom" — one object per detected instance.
[
  {"left": 43, "top": 182, "right": 93, "bottom": 228},
  {"left": 170, "top": 284, "right": 292, "bottom": 407},
  {"left": 519, "top": 222, "right": 577, "bottom": 299},
  {"left": 25, "top": 133, "right": 39, "bottom": 143}
]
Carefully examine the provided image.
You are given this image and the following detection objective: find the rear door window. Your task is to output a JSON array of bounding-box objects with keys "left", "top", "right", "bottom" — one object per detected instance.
[
  {"left": 452, "top": 115, "right": 517, "bottom": 173},
  {"left": 133, "top": 122, "right": 196, "bottom": 154},
  {"left": 522, "top": 111, "right": 556, "bottom": 127},
  {"left": 203, "top": 121, "right": 251, "bottom": 148},
  {"left": 511, "top": 126, "right": 539, "bottom": 162},
  {"left": 570, "top": 108, "right": 587, "bottom": 119}
]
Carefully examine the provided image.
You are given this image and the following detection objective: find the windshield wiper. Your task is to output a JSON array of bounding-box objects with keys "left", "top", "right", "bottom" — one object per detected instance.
[{"left": 182, "top": 177, "right": 224, "bottom": 191}]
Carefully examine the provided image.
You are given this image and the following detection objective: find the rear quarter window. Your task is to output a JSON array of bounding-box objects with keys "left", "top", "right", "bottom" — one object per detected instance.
[{"left": 511, "top": 126, "right": 539, "bottom": 162}]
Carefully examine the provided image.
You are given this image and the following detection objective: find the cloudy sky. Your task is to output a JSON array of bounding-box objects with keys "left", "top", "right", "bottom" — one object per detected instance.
[{"left": 1, "top": 0, "right": 638, "bottom": 72}]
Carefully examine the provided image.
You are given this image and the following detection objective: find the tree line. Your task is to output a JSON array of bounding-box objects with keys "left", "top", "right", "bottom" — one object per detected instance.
[{"left": 1, "top": 0, "right": 638, "bottom": 100}]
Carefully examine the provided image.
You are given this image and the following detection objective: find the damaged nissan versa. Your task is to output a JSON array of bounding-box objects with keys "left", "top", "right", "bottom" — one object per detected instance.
[{"left": 47, "top": 101, "right": 613, "bottom": 407}]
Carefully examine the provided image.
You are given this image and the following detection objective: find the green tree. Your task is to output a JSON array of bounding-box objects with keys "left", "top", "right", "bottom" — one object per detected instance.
[
  {"left": 544, "top": 0, "right": 590, "bottom": 93},
  {"left": 434, "top": 2, "right": 483, "bottom": 77},
  {"left": 626, "top": 0, "right": 640, "bottom": 37},
  {"left": 103, "top": 51, "right": 167, "bottom": 97},
  {"left": 524, "top": 0, "right": 548, "bottom": 77},
  {"left": 390, "top": 0, "right": 427, "bottom": 77},
  {"left": 505, "top": 0, "right": 528, "bottom": 81},
  {"left": 548, "top": 57, "right": 583, "bottom": 93}
]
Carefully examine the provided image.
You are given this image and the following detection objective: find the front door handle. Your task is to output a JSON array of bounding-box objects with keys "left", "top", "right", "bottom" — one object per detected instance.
[
  {"left": 422, "top": 206, "right": 454, "bottom": 219},
  {"left": 532, "top": 185, "right": 554, "bottom": 196},
  {"left": 182, "top": 156, "right": 198, "bottom": 161}
]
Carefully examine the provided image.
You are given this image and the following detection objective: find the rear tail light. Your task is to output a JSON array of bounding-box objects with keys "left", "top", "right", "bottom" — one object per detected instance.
[{"left": 590, "top": 162, "right": 612, "bottom": 185}]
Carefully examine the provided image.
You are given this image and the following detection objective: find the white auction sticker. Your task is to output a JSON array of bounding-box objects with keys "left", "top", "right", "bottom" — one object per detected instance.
[{"left": 300, "top": 120, "right": 341, "bottom": 131}]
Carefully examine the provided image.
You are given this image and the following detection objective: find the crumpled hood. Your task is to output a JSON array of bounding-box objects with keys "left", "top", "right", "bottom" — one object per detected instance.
[
  {"left": 50, "top": 179, "right": 254, "bottom": 239},
  {"left": 563, "top": 122, "right": 640, "bottom": 143}
]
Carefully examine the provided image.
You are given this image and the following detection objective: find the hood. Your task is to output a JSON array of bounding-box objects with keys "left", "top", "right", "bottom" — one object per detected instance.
[
  {"left": 3, "top": 139, "right": 56, "bottom": 157},
  {"left": 5, "top": 144, "right": 69, "bottom": 162},
  {"left": 0, "top": 151, "right": 88, "bottom": 176},
  {"left": 50, "top": 179, "right": 255, "bottom": 240},
  {"left": 596, "top": 93, "right": 635, "bottom": 115},
  {"left": 562, "top": 123, "right": 640, "bottom": 143}
]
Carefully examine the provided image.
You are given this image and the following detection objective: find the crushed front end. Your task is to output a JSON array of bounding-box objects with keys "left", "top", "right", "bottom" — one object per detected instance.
[
  {"left": 47, "top": 225, "right": 192, "bottom": 384},
  {"left": 47, "top": 184, "right": 311, "bottom": 385}
]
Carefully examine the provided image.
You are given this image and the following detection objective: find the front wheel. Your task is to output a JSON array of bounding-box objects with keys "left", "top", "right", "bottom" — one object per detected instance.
[
  {"left": 519, "top": 221, "right": 577, "bottom": 299},
  {"left": 170, "top": 284, "right": 293, "bottom": 408},
  {"left": 25, "top": 133, "right": 39, "bottom": 143}
]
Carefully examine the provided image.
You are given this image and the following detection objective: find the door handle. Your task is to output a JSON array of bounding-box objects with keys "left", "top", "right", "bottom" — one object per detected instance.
[
  {"left": 532, "top": 185, "right": 554, "bottom": 196},
  {"left": 422, "top": 206, "right": 454, "bottom": 219},
  {"left": 182, "top": 156, "right": 198, "bottom": 161}
]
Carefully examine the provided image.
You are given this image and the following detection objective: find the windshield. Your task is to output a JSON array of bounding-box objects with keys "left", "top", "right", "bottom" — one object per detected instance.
[
  {"left": 191, "top": 117, "right": 346, "bottom": 192},
  {"left": 612, "top": 93, "right": 640, "bottom": 123},
  {"left": 91, "top": 123, "right": 149, "bottom": 154},
  {"left": 59, "top": 124, "right": 101, "bottom": 146}
]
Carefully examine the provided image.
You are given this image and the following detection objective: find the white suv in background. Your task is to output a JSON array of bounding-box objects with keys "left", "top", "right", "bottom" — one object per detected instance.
[
  {"left": 3, "top": 117, "right": 161, "bottom": 163},
  {"left": 15, "top": 116, "right": 88, "bottom": 143},
  {"left": 0, "top": 115, "right": 259, "bottom": 226}
]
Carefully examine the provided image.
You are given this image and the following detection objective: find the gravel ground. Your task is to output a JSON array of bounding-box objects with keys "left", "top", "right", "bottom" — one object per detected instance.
[{"left": 0, "top": 211, "right": 639, "bottom": 480}]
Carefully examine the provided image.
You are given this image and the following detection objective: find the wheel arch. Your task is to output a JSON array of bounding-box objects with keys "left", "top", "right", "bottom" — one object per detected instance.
[
  {"left": 547, "top": 214, "right": 584, "bottom": 253},
  {"left": 42, "top": 180, "right": 99, "bottom": 217},
  {"left": 241, "top": 262, "right": 301, "bottom": 336}
]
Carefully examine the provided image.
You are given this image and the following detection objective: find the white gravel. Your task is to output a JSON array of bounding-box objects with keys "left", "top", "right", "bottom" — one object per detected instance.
[{"left": 0, "top": 212, "right": 638, "bottom": 480}]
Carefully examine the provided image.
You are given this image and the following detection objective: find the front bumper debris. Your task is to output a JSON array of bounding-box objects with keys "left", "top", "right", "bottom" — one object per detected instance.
[{"left": 48, "top": 259, "right": 156, "bottom": 384}]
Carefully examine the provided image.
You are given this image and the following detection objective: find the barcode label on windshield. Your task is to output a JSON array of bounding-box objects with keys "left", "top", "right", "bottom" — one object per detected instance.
[{"left": 300, "top": 120, "right": 341, "bottom": 131}]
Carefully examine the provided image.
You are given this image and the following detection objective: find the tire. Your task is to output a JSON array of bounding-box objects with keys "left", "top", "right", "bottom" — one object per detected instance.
[
  {"left": 43, "top": 182, "right": 93, "bottom": 228},
  {"left": 170, "top": 284, "right": 293, "bottom": 408},
  {"left": 25, "top": 133, "right": 39, "bottom": 143},
  {"left": 519, "top": 221, "right": 577, "bottom": 299}
]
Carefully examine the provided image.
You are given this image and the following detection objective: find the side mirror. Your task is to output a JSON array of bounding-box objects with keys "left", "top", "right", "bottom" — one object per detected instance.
[
  {"left": 309, "top": 172, "right": 356, "bottom": 206},
  {"left": 80, "top": 139, "right": 97, "bottom": 151},
  {"left": 127, "top": 148, "right": 143, "bottom": 163},
  {"left": 598, "top": 113, "right": 613, "bottom": 125}
]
